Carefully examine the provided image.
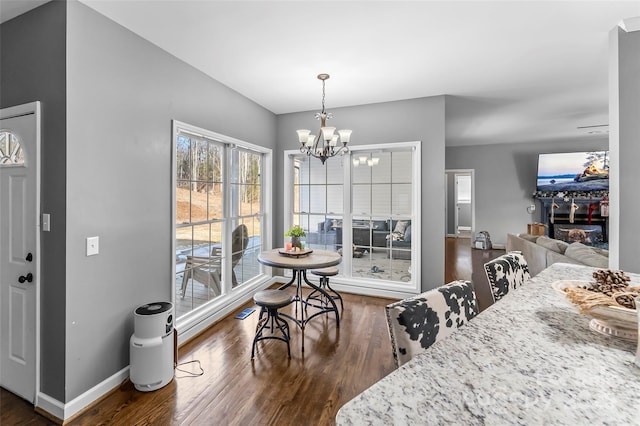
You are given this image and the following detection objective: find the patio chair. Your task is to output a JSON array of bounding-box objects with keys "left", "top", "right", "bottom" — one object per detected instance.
[{"left": 180, "top": 224, "right": 249, "bottom": 298}]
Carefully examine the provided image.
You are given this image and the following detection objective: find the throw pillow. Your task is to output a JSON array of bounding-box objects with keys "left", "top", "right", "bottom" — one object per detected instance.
[
  {"left": 323, "top": 218, "right": 333, "bottom": 232},
  {"left": 404, "top": 225, "right": 412, "bottom": 242},
  {"left": 394, "top": 220, "right": 409, "bottom": 235}
]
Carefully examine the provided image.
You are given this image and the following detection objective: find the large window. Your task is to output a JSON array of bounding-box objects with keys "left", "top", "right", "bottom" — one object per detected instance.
[
  {"left": 285, "top": 142, "right": 421, "bottom": 295},
  {"left": 173, "top": 121, "right": 271, "bottom": 329}
]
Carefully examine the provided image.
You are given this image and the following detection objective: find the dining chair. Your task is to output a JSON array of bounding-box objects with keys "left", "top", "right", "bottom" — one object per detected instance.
[
  {"left": 385, "top": 280, "right": 479, "bottom": 368},
  {"left": 483, "top": 251, "right": 531, "bottom": 303},
  {"left": 180, "top": 224, "right": 249, "bottom": 298}
]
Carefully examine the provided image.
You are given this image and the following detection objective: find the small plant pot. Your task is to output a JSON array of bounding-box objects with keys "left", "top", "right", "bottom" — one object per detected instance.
[{"left": 290, "top": 236, "right": 302, "bottom": 250}]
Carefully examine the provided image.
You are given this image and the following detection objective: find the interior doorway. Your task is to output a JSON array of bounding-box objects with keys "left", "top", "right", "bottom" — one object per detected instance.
[{"left": 445, "top": 169, "right": 474, "bottom": 238}]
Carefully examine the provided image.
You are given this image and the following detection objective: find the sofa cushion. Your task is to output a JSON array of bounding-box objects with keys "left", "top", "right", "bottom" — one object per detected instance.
[
  {"left": 385, "top": 280, "right": 478, "bottom": 367},
  {"left": 536, "top": 236, "right": 565, "bottom": 254},
  {"left": 564, "top": 242, "right": 609, "bottom": 268},
  {"left": 404, "top": 225, "right": 412, "bottom": 242},
  {"left": 556, "top": 240, "right": 570, "bottom": 254},
  {"left": 518, "top": 233, "right": 539, "bottom": 242}
]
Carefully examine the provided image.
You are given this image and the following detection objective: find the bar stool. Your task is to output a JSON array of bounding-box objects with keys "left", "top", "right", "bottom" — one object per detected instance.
[
  {"left": 306, "top": 267, "right": 344, "bottom": 311},
  {"left": 251, "top": 289, "right": 294, "bottom": 359}
]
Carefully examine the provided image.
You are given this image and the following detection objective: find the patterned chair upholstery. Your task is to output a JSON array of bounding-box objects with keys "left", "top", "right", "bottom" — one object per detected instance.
[
  {"left": 483, "top": 251, "right": 531, "bottom": 303},
  {"left": 385, "top": 280, "right": 479, "bottom": 368}
]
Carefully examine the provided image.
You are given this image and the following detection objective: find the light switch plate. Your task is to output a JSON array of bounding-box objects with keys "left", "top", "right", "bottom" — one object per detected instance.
[
  {"left": 86, "top": 236, "right": 99, "bottom": 256},
  {"left": 42, "top": 214, "right": 50, "bottom": 232}
]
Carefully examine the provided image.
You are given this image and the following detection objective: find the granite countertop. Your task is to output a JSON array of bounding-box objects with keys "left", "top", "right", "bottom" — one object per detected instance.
[{"left": 336, "top": 263, "right": 640, "bottom": 425}]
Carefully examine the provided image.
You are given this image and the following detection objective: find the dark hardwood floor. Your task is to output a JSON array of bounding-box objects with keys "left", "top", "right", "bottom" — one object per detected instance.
[
  {"left": 2, "top": 238, "right": 472, "bottom": 426},
  {"left": 445, "top": 236, "right": 472, "bottom": 283}
]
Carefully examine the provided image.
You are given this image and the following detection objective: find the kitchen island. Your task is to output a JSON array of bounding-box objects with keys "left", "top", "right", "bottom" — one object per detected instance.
[{"left": 336, "top": 263, "right": 640, "bottom": 425}]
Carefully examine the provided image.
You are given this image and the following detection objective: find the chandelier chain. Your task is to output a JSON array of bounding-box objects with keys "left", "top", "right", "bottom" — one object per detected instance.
[{"left": 321, "top": 79, "right": 326, "bottom": 114}]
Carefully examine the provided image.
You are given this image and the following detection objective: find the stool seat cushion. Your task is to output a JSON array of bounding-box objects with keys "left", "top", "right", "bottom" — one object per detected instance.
[
  {"left": 310, "top": 266, "right": 339, "bottom": 277},
  {"left": 254, "top": 289, "right": 293, "bottom": 308}
]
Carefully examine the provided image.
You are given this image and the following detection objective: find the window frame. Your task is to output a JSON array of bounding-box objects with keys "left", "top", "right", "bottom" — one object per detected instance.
[
  {"left": 284, "top": 141, "right": 421, "bottom": 297},
  {"left": 172, "top": 120, "right": 273, "bottom": 342}
]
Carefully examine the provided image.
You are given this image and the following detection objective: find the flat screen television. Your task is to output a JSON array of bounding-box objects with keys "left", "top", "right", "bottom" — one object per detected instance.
[{"left": 536, "top": 151, "right": 609, "bottom": 192}]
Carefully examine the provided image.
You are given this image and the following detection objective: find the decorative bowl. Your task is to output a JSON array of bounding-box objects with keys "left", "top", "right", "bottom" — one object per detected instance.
[{"left": 552, "top": 279, "right": 638, "bottom": 341}]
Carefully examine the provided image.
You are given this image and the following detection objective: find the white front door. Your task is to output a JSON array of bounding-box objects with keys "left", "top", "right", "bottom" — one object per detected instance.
[{"left": 0, "top": 102, "right": 40, "bottom": 403}]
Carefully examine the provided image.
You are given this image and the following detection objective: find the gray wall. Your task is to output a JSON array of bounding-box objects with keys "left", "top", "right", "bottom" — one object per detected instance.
[
  {"left": 0, "top": 1, "right": 68, "bottom": 401},
  {"left": 63, "top": 1, "right": 276, "bottom": 401},
  {"left": 446, "top": 137, "right": 608, "bottom": 247},
  {"left": 276, "top": 97, "right": 446, "bottom": 291},
  {"left": 612, "top": 26, "right": 640, "bottom": 272}
]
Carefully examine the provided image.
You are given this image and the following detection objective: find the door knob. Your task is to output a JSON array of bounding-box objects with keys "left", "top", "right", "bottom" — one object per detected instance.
[
  {"left": 18, "top": 273, "right": 33, "bottom": 283},
  {"left": 26, "top": 253, "right": 33, "bottom": 262}
]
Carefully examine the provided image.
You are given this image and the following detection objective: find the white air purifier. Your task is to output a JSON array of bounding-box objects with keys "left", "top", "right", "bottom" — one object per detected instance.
[{"left": 130, "top": 301, "right": 174, "bottom": 392}]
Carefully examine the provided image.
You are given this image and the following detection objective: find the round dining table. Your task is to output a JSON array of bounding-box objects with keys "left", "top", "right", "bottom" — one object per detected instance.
[{"left": 257, "top": 248, "right": 342, "bottom": 351}]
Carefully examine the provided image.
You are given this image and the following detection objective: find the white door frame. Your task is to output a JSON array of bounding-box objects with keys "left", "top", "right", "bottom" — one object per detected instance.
[
  {"left": 445, "top": 169, "right": 475, "bottom": 238},
  {"left": 0, "top": 101, "right": 41, "bottom": 403}
]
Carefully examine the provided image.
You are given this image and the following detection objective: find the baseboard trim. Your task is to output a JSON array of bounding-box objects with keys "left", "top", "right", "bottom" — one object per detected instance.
[
  {"left": 35, "top": 366, "right": 129, "bottom": 422},
  {"left": 35, "top": 392, "right": 64, "bottom": 423}
]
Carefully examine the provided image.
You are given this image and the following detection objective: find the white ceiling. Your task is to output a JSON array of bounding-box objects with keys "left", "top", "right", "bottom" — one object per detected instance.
[{"left": 2, "top": 1, "right": 639, "bottom": 146}]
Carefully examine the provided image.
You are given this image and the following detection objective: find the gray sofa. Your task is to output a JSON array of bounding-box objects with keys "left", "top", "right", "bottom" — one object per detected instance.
[{"left": 506, "top": 233, "right": 609, "bottom": 277}]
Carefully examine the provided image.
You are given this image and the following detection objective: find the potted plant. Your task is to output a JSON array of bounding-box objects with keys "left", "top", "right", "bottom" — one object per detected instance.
[{"left": 284, "top": 225, "right": 306, "bottom": 250}]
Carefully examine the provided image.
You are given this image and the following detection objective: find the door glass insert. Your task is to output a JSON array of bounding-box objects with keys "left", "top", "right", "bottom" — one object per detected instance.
[{"left": 0, "top": 131, "right": 25, "bottom": 165}]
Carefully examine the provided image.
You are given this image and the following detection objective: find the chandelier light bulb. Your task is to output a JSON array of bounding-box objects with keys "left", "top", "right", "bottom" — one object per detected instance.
[
  {"left": 372, "top": 157, "right": 380, "bottom": 165},
  {"left": 306, "top": 134, "right": 316, "bottom": 147},
  {"left": 359, "top": 156, "right": 367, "bottom": 163}
]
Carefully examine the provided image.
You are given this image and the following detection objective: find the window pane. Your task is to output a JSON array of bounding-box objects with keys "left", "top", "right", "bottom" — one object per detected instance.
[
  {"left": 309, "top": 160, "right": 326, "bottom": 184},
  {"left": 296, "top": 157, "right": 310, "bottom": 185},
  {"left": 352, "top": 154, "right": 371, "bottom": 183},
  {"left": 372, "top": 184, "right": 391, "bottom": 215},
  {"left": 309, "top": 185, "right": 327, "bottom": 213},
  {"left": 392, "top": 184, "right": 412, "bottom": 215},
  {"left": 208, "top": 184, "right": 222, "bottom": 220},
  {"left": 176, "top": 180, "right": 190, "bottom": 224},
  {"left": 372, "top": 152, "right": 391, "bottom": 184},
  {"left": 297, "top": 185, "right": 310, "bottom": 213},
  {"left": 392, "top": 151, "right": 412, "bottom": 182},
  {"left": 190, "top": 188, "right": 208, "bottom": 223},
  {"left": 352, "top": 184, "right": 371, "bottom": 215},
  {"left": 326, "top": 185, "right": 343, "bottom": 214},
  {"left": 326, "top": 158, "right": 343, "bottom": 184},
  {"left": 176, "top": 136, "right": 191, "bottom": 180}
]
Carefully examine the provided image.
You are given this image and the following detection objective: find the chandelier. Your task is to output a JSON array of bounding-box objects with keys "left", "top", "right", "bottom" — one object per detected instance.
[{"left": 296, "top": 73, "right": 351, "bottom": 164}]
